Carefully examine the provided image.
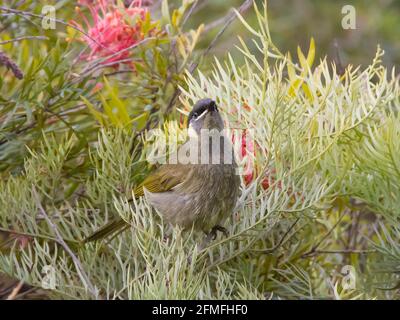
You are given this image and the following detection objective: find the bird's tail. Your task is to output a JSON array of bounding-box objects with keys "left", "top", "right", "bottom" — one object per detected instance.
[{"left": 83, "top": 218, "right": 128, "bottom": 243}]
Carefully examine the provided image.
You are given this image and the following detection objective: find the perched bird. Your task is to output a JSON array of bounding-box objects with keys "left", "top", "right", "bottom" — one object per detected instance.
[{"left": 85, "top": 98, "right": 240, "bottom": 242}]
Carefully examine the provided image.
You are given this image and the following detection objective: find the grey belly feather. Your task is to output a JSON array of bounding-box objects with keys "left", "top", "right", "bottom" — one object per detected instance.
[{"left": 144, "top": 164, "right": 240, "bottom": 232}]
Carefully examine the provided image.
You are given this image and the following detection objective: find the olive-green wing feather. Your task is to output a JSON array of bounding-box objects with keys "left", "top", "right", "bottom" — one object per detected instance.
[
  {"left": 84, "top": 164, "right": 191, "bottom": 243},
  {"left": 83, "top": 218, "right": 128, "bottom": 243},
  {"left": 133, "top": 164, "right": 191, "bottom": 197}
]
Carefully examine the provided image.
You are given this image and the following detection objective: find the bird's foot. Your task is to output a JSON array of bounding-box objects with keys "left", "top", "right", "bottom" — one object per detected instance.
[
  {"left": 199, "top": 225, "right": 229, "bottom": 250},
  {"left": 209, "top": 225, "right": 229, "bottom": 240},
  {"left": 214, "top": 225, "right": 229, "bottom": 238}
]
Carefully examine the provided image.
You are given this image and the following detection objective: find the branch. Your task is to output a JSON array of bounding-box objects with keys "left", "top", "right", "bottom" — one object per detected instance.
[
  {"left": 181, "top": 0, "right": 199, "bottom": 28},
  {"left": 75, "top": 37, "right": 156, "bottom": 81},
  {"left": 0, "top": 6, "right": 108, "bottom": 53},
  {"left": 251, "top": 218, "right": 300, "bottom": 254},
  {"left": 309, "top": 249, "right": 375, "bottom": 255},
  {"left": 166, "top": 0, "right": 253, "bottom": 113},
  {"left": 301, "top": 212, "right": 346, "bottom": 258},
  {"left": 32, "top": 187, "right": 99, "bottom": 299},
  {"left": 6, "top": 280, "right": 24, "bottom": 300},
  {"left": 0, "top": 36, "right": 48, "bottom": 45},
  {"left": 188, "top": 0, "right": 253, "bottom": 73}
]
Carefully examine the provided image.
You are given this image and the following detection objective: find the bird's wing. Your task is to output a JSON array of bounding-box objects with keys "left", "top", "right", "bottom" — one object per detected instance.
[
  {"left": 84, "top": 165, "right": 192, "bottom": 243},
  {"left": 133, "top": 164, "right": 192, "bottom": 197}
]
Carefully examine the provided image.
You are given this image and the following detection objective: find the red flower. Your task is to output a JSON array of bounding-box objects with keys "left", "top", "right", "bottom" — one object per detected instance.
[
  {"left": 71, "top": 0, "right": 149, "bottom": 66},
  {"left": 9, "top": 232, "right": 32, "bottom": 250},
  {"left": 260, "top": 171, "right": 281, "bottom": 191},
  {"left": 261, "top": 176, "right": 270, "bottom": 190},
  {"left": 232, "top": 129, "right": 255, "bottom": 185}
]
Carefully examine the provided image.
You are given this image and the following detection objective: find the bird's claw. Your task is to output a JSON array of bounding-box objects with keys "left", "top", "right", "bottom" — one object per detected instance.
[
  {"left": 200, "top": 225, "right": 229, "bottom": 250},
  {"left": 210, "top": 225, "right": 229, "bottom": 240}
]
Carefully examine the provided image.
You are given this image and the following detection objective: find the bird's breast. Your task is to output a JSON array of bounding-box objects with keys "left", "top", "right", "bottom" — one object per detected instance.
[{"left": 145, "top": 163, "right": 240, "bottom": 231}]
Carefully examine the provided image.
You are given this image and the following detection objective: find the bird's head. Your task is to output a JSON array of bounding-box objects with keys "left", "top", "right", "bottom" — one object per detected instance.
[{"left": 187, "top": 98, "right": 224, "bottom": 138}]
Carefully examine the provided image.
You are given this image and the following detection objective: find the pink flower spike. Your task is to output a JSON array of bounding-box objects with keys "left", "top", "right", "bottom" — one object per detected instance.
[
  {"left": 72, "top": 0, "right": 149, "bottom": 67},
  {"left": 231, "top": 129, "right": 255, "bottom": 185}
]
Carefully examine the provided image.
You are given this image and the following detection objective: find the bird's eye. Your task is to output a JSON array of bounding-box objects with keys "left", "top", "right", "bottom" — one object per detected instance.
[{"left": 192, "top": 112, "right": 199, "bottom": 119}]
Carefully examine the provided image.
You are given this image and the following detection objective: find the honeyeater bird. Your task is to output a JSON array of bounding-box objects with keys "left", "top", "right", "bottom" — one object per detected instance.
[{"left": 84, "top": 98, "right": 240, "bottom": 242}]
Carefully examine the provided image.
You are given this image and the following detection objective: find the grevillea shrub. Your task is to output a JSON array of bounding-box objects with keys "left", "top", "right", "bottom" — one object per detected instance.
[{"left": 1, "top": 2, "right": 400, "bottom": 299}]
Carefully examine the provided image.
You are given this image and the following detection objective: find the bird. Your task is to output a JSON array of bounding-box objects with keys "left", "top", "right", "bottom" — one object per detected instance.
[{"left": 84, "top": 98, "right": 241, "bottom": 243}]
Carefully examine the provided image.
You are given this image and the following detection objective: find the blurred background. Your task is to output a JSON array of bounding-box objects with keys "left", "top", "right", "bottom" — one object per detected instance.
[
  {"left": 2, "top": 0, "right": 399, "bottom": 69},
  {"left": 184, "top": 0, "right": 400, "bottom": 69}
]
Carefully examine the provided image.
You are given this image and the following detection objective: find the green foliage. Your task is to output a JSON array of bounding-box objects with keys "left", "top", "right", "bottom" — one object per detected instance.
[
  {"left": 1, "top": 1, "right": 400, "bottom": 300},
  {"left": 0, "top": 0, "right": 200, "bottom": 177}
]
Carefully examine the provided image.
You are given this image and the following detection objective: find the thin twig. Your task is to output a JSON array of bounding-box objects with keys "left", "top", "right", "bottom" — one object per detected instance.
[
  {"left": 6, "top": 280, "right": 24, "bottom": 300},
  {"left": 203, "top": 15, "right": 229, "bottom": 33},
  {"left": 75, "top": 37, "right": 155, "bottom": 81},
  {"left": 308, "top": 249, "right": 375, "bottom": 255},
  {"left": 188, "top": 0, "right": 252, "bottom": 73},
  {"left": 10, "top": 286, "right": 41, "bottom": 300},
  {"left": 302, "top": 212, "right": 347, "bottom": 258},
  {"left": 32, "top": 187, "right": 99, "bottom": 299},
  {"left": 0, "top": 6, "right": 108, "bottom": 52},
  {"left": 0, "top": 35, "right": 48, "bottom": 45},
  {"left": 166, "top": 0, "right": 252, "bottom": 113},
  {"left": 181, "top": 0, "right": 199, "bottom": 28},
  {"left": 252, "top": 218, "right": 300, "bottom": 254},
  {"left": 91, "top": 70, "right": 134, "bottom": 80}
]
